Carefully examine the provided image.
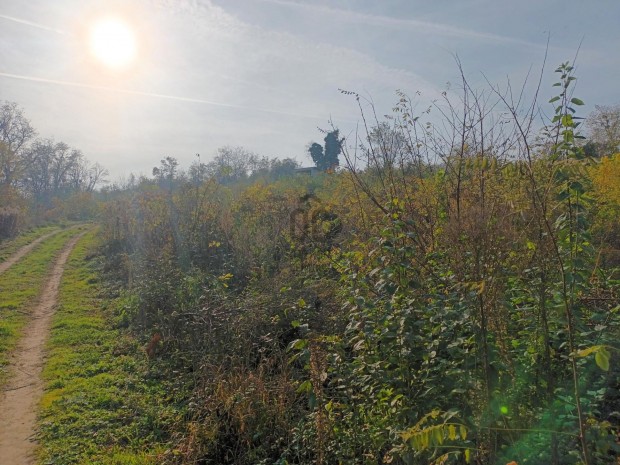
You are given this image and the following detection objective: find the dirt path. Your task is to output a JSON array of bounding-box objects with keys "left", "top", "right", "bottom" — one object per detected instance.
[
  {"left": 0, "top": 230, "right": 61, "bottom": 275},
  {"left": 0, "top": 232, "right": 85, "bottom": 465}
]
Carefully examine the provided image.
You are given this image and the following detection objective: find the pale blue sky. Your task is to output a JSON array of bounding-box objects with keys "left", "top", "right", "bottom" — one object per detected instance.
[{"left": 1, "top": 0, "right": 618, "bottom": 178}]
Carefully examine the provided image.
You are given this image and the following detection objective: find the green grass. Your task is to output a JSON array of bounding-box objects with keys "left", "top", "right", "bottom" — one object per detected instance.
[
  {"left": 0, "top": 225, "right": 90, "bottom": 384},
  {"left": 37, "top": 229, "right": 185, "bottom": 465},
  {"left": 0, "top": 225, "right": 60, "bottom": 263}
]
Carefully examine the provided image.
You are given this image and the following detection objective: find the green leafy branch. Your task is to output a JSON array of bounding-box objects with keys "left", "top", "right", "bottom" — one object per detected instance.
[
  {"left": 575, "top": 344, "right": 617, "bottom": 371},
  {"left": 397, "top": 409, "right": 474, "bottom": 464}
]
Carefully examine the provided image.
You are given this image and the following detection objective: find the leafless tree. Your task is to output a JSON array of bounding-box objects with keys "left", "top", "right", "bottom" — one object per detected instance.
[{"left": 0, "top": 101, "right": 37, "bottom": 188}]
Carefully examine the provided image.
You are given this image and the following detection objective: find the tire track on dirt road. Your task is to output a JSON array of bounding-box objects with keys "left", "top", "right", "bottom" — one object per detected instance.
[{"left": 0, "top": 231, "right": 87, "bottom": 465}]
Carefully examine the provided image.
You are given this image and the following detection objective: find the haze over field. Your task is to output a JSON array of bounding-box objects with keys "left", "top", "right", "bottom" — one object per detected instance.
[{"left": 1, "top": 0, "right": 619, "bottom": 178}]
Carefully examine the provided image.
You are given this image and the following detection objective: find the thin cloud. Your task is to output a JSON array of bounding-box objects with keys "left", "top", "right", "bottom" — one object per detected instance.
[
  {"left": 0, "top": 71, "right": 346, "bottom": 121},
  {"left": 260, "top": 0, "right": 551, "bottom": 50},
  {"left": 0, "top": 14, "right": 65, "bottom": 35}
]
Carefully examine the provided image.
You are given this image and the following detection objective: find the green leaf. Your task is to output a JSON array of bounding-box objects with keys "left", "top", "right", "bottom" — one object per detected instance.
[
  {"left": 561, "top": 114, "right": 574, "bottom": 127},
  {"left": 290, "top": 339, "right": 307, "bottom": 350},
  {"left": 571, "top": 97, "right": 584, "bottom": 106},
  {"left": 296, "top": 380, "right": 312, "bottom": 393},
  {"left": 569, "top": 181, "right": 584, "bottom": 194},
  {"left": 549, "top": 96, "right": 560, "bottom": 103},
  {"left": 421, "top": 430, "right": 429, "bottom": 449},
  {"left": 557, "top": 190, "right": 571, "bottom": 201},
  {"left": 308, "top": 391, "right": 317, "bottom": 409},
  {"left": 433, "top": 426, "right": 444, "bottom": 445},
  {"left": 595, "top": 348, "right": 610, "bottom": 371}
]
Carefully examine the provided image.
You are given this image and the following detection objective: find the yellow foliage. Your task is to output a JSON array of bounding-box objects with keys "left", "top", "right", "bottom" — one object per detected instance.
[{"left": 591, "top": 153, "right": 620, "bottom": 208}]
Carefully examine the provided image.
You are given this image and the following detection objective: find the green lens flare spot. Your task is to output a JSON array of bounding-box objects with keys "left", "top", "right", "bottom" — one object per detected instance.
[{"left": 500, "top": 406, "right": 509, "bottom": 415}]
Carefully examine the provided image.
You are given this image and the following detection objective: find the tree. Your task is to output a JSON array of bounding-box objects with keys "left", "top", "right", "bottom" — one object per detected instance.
[
  {"left": 85, "top": 162, "right": 108, "bottom": 191},
  {"left": 23, "top": 138, "right": 55, "bottom": 201},
  {"left": 206, "top": 146, "right": 258, "bottom": 184},
  {"left": 188, "top": 155, "right": 209, "bottom": 185},
  {"left": 308, "top": 143, "right": 324, "bottom": 169},
  {"left": 586, "top": 104, "right": 620, "bottom": 157},
  {"left": 153, "top": 156, "right": 179, "bottom": 190},
  {"left": 49, "top": 142, "right": 78, "bottom": 194},
  {"left": 308, "top": 130, "right": 342, "bottom": 171},
  {"left": 323, "top": 130, "right": 342, "bottom": 169},
  {"left": 0, "top": 101, "right": 36, "bottom": 189},
  {"left": 21, "top": 138, "right": 105, "bottom": 204},
  {"left": 269, "top": 157, "right": 299, "bottom": 179}
]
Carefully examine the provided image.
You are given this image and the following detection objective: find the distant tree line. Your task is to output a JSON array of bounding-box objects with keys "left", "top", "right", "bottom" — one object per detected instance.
[
  {"left": 0, "top": 100, "right": 108, "bottom": 237},
  {"left": 197, "top": 146, "right": 301, "bottom": 185},
  {"left": 103, "top": 147, "right": 301, "bottom": 195},
  {"left": 0, "top": 101, "right": 108, "bottom": 205}
]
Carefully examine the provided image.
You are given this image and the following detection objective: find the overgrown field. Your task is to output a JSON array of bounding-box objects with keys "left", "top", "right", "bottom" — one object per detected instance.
[
  {"left": 90, "top": 65, "right": 620, "bottom": 464},
  {"left": 1, "top": 63, "right": 617, "bottom": 465}
]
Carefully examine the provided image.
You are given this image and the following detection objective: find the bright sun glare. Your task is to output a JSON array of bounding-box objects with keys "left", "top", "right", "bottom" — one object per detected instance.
[{"left": 89, "top": 18, "right": 137, "bottom": 69}]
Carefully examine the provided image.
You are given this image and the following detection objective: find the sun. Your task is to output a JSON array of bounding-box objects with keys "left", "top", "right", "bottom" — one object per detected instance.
[{"left": 89, "top": 18, "right": 137, "bottom": 69}]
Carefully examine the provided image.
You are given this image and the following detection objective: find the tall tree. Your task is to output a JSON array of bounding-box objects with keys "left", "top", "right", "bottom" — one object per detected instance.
[
  {"left": 308, "top": 130, "right": 342, "bottom": 171},
  {"left": 0, "top": 101, "right": 36, "bottom": 188},
  {"left": 308, "top": 142, "right": 325, "bottom": 170},
  {"left": 153, "top": 156, "right": 179, "bottom": 190},
  {"left": 323, "top": 130, "right": 342, "bottom": 170}
]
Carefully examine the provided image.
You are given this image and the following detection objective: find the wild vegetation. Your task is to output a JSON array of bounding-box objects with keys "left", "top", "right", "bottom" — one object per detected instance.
[
  {"left": 88, "top": 63, "right": 619, "bottom": 465},
  {"left": 1, "top": 62, "right": 619, "bottom": 464}
]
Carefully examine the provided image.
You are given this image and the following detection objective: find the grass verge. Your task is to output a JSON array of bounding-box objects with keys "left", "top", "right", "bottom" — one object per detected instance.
[
  {"left": 37, "top": 228, "right": 186, "bottom": 465},
  {"left": 0, "top": 225, "right": 89, "bottom": 384},
  {"left": 0, "top": 225, "right": 60, "bottom": 263}
]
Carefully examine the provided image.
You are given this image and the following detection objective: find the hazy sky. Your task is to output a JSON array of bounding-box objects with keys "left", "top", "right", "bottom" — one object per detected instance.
[{"left": 1, "top": 0, "right": 619, "bottom": 179}]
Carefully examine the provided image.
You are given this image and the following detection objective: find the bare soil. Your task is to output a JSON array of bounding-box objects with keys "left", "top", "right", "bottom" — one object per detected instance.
[{"left": 0, "top": 232, "right": 84, "bottom": 465}]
